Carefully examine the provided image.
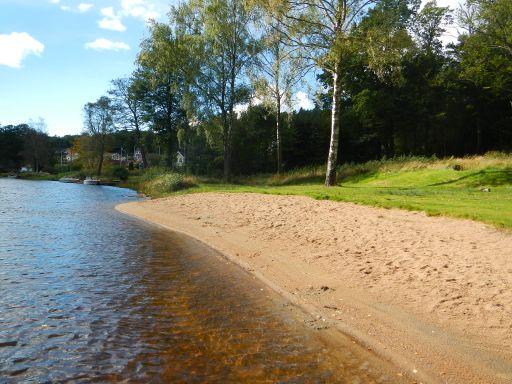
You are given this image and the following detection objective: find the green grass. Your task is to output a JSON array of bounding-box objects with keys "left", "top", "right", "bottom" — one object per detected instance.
[
  {"left": 13, "top": 171, "right": 76, "bottom": 181},
  {"left": 130, "top": 153, "right": 512, "bottom": 229}
]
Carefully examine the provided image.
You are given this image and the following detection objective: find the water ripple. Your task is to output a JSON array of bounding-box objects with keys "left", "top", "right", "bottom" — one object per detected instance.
[{"left": 0, "top": 179, "right": 382, "bottom": 383}]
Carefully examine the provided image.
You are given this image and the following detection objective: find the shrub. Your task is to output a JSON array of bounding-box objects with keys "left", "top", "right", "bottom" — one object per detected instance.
[
  {"left": 140, "top": 167, "right": 167, "bottom": 181},
  {"left": 142, "top": 172, "right": 188, "bottom": 196},
  {"left": 112, "top": 166, "right": 129, "bottom": 180},
  {"left": 53, "top": 164, "right": 70, "bottom": 174},
  {"left": 154, "top": 173, "right": 184, "bottom": 191}
]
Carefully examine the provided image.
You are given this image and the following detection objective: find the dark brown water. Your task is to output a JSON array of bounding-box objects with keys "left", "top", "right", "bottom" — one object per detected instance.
[{"left": 0, "top": 179, "right": 392, "bottom": 383}]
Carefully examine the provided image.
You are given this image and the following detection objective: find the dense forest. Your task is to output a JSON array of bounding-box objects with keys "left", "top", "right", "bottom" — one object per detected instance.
[
  {"left": 0, "top": 121, "right": 74, "bottom": 173},
  {"left": 2, "top": 0, "right": 511, "bottom": 184}
]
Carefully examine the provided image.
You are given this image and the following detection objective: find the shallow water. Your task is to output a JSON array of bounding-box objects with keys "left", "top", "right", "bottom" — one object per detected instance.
[{"left": 0, "top": 179, "right": 390, "bottom": 383}]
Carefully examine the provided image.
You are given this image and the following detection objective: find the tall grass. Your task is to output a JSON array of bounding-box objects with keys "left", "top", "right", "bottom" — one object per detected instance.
[
  {"left": 135, "top": 169, "right": 200, "bottom": 197},
  {"left": 127, "top": 151, "right": 512, "bottom": 196},
  {"left": 254, "top": 152, "right": 512, "bottom": 186}
]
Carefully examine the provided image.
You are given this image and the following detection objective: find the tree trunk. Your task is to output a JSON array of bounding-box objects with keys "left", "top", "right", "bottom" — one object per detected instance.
[
  {"left": 276, "top": 98, "right": 282, "bottom": 175},
  {"left": 223, "top": 136, "right": 231, "bottom": 181},
  {"left": 275, "top": 43, "right": 282, "bottom": 176},
  {"left": 325, "top": 64, "right": 342, "bottom": 186},
  {"left": 224, "top": 111, "right": 233, "bottom": 182},
  {"left": 225, "top": 59, "right": 236, "bottom": 182},
  {"left": 167, "top": 133, "right": 173, "bottom": 168},
  {"left": 166, "top": 79, "right": 174, "bottom": 169},
  {"left": 140, "top": 144, "right": 148, "bottom": 168},
  {"left": 220, "top": 108, "right": 231, "bottom": 181},
  {"left": 476, "top": 118, "right": 481, "bottom": 154},
  {"left": 96, "top": 141, "right": 104, "bottom": 177}
]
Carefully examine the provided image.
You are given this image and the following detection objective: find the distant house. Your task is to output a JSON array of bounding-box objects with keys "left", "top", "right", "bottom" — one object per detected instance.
[
  {"left": 65, "top": 148, "right": 79, "bottom": 162},
  {"left": 20, "top": 166, "right": 33, "bottom": 173},
  {"left": 111, "top": 152, "right": 127, "bottom": 162},
  {"left": 176, "top": 151, "right": 185, "bottom": 168},
  {"left": 133, "top": 149, "right": 143, "bottom": 163}
]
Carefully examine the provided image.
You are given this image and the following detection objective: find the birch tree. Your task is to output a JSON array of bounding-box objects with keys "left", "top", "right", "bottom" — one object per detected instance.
[
  {"left": 174, "top": 0, "right": 255, "bottom": 180},
  {"left": 251, "top": 21, "right": 308, "bottom": 174},
  {"left": 259, "top": 0, "right": 378, "bottom": 185},
  {"left": 260, "top": 0, "right": 418, "bottom": 184}
]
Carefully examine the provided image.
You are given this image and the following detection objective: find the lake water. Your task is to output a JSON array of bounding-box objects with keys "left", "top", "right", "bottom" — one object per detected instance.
[{"left": 0, "top": 179, "right": 393, "bottom": 383}]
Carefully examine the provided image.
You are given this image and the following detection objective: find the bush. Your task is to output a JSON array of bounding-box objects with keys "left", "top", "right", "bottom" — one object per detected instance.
[
  {"left": 152, "top": 173, "right": 184, "bottom": 192},
  {"left": 112, "top": 166, "right": 129, "bottom": 180},
  {"left": 140, "top": 172, "right": 190, "bottom": 196},
  {"left": 53, "top": 164, "right": 70, "bottom": 174},
  {"left": 140, "top": 167, "right": 167, "bottom": 181}
]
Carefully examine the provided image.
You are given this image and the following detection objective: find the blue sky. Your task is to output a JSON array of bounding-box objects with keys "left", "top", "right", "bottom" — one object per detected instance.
[{"left": 0, "top": 0, "right": 171, "bottom": 136}]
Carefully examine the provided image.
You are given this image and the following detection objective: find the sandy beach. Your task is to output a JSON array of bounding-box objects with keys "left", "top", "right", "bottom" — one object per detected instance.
[{"left": 117, "top": 192, "right": 512, "bottom": 384}]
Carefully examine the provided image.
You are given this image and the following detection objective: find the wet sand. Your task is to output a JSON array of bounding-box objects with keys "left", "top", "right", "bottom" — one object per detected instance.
[{"left": 117, "top": 192, "right": 512, "bottom": 384}]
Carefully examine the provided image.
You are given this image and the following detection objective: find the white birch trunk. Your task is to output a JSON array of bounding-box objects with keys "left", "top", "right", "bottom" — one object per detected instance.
[{"left": 325, "top": 64, "right": 342, "bottom": 186}]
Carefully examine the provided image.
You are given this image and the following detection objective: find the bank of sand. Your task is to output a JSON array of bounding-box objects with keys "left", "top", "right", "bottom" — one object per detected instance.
[{"left": 117, "top": 192, "right": 512, "bottom": 384}]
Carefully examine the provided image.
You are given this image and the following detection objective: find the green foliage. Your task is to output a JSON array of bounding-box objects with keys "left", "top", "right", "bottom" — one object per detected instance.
[
  {"left": 0, "top": 123, "right": 56, "bottom": 173},
  {"left": 111, "top": 167, "right": 129, "bottom": 181},
  {"left": 458, "top": 0, "right": 512, "bottom": 98},
  {"left": 12, "top": 0, "right": 509, "bottom": 193}
]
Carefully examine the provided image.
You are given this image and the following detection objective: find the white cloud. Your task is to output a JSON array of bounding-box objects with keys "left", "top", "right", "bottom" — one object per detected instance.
[
  {"left": 101, "top": 6, "right": 116, "bottom": 18},
  {"left": 78, "top": 3, "right": 94, "bottom": 13},
  {"left": 294, "top": 91, "right": 314, "bottom": 111},
  {"left": 54, "top": 1, "right": 93, "bottom": 13},
  {"left": 120, "top": 0, "right": 160, "bottom": 21},
  {"left": 85, "top": 38, "right": 130, "bottom": 51},
  {"left": 96, "top": 1, "right": 161, "bottom": 32},
  {"left": 0, "top": 32, "right": 44, "bottom": 68},
  {"left": 98, "top": 6, "right": 127, "bottom": 32}
]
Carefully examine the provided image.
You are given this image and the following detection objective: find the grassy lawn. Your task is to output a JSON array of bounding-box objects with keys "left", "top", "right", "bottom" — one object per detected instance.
[{"left": 141, "top": 154, "right": 512, "bottom": 229}]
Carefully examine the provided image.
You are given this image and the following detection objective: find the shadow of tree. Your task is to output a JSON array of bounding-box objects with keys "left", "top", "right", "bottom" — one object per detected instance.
[{"left": 427, "top": 168, "right": 512, "bottom": 187}]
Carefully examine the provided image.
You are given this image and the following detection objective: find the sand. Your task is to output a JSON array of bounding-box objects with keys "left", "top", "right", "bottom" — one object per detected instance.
[{"left": 117, "top": 192, "right": 512, "bottom": 384}]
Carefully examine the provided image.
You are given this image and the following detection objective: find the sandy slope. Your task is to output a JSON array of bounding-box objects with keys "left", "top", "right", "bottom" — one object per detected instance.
[{"left": 117, "top": 192, "right": 512, "bottom": 384}]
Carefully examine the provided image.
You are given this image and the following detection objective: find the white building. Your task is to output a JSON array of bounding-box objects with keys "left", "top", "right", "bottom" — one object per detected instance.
[
  {"left": 111, "top": 153, "right": 127, "bottom": 162},
  {"left": 176, "top": 151, "right": 185, "bottom": 167},
  {"left": 134, "top": 149, "right": 143, "bottom": 163},
  {"left": 65, "top": 148, "right": 79, "bottom": 162}
]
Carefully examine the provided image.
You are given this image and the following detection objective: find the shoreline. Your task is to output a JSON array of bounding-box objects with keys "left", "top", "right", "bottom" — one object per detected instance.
[
  {"left": 117, "top": 208, "right": 415, "bottom": 384},
  {"left": 116, "top": 192, "right": 512, "bottom": 384}
]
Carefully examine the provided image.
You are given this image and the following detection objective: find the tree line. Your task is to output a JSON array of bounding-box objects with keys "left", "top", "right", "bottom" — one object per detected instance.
[
  {"left": 28, "top": 0, "right": 512, "bottom": 183},
  {"left": 0, "top": 120, "right": 72, "bottom": 173}
]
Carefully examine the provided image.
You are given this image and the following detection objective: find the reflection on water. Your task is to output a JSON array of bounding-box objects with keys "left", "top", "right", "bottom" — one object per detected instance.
[{"left": 0, "top": 179, "right": 390, "bottom": 383}]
